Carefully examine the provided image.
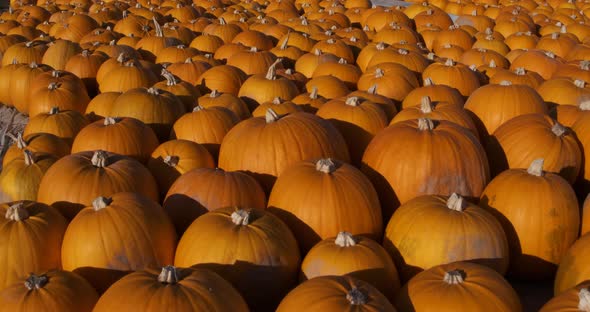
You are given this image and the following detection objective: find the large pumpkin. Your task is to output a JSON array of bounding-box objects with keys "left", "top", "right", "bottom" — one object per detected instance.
[
  {"left": 480, "top": 159, "right": 580, "bottom": 280},
  {"left": 0, "top": 201, "right": 67, "bottom": 289},
  {"left": 540, "top": 281, "right": 590, "bottom": 311},
  {"left": 362, "top": 118, "right": 489, "bottom": 220},
  {"left": 175, "top": 207, "right": 301, "bottom": 311},
  {"left": 301, "top": 232, "right": 400, "bottom": 301},
  {"left": 0, "top": 150, "right": 57, "bottom": 201},
  {"left": 92, "top": 266, "right": 248, "bottom": 311},
  {"left": 383, "top": 193, "right": 509, "bottom": 282},
  {"left": 71, "top": 117, "right": 160, "bottom": 164},
  {"left": 268, "top": 158, "right": 382, "bottom": 252},
  {"left": 61, "top": 192, "right": 177, "bottom": 272},
  {"left": 218, "top": 109, "right": 350, "bottom": 193},
  {"left": 276, "top": 275, "right": 397, "bottom": 312},
  {"left": 0, "top": 270, "right": 99, "bottom": 312},
  {"left": 421, "top": 59, "right": 481, "bottom": 97},
  {"left": 486, "top": 114, "right": 582, "bottom": 183},
  {"left": 163, "top": 167, "right": 266, "bottom": 235},
  {"left": 394, "top": 262, "right": 522, "bottom": 312},
  {"left": 37, "top": 150, "right": 159, "bottom": 220},
  {"left": 147, "top": 139, "right": 215, "bottom": 197}
]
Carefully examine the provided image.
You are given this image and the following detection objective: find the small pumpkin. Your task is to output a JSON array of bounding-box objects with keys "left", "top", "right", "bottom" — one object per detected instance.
[
  {"left": 0, "top": 150, "right": 57, "bottom": 201},
  {"left": 23, "top": 107, "right": 89, "bottom": 146},
  {"left": 401, "top": 77, "right": 465, "bottom": 109},
  {"left": 197, "top": 90, "right": 251, "bottom": 120}
]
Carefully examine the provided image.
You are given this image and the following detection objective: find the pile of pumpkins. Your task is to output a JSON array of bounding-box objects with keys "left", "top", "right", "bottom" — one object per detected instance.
[{"left": 3, "top": 0, "right": 590, "bottom": 309}]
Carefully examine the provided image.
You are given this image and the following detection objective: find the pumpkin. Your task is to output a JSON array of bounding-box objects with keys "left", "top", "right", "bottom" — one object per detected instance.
[
  {"left": 42, "top": 39, "right": 82, "bottom": 70},
  {"left": 98, "top": 59, "right": 158, "bottom": 93},
  {"left": 153, "top": 69, "right": 200, "bottom": 111},
  {"left": 147, "top": 139, "right": 215, "bottom": 196},
  {"left": 37, "top": 150, "right": 159, "bottom": 220},
  {"left": 401, "top": 77, "right": 465, "bottom": 109},
  {"left": 291, "top": 86, "right": 327, "bottom": 113},
  {"left": 304, "top": 75, "right": 350, "bottom": 100},
  {"left": 277, "top": 275, "right": 396, "bottom": 312},
  {"left": 23, "top": 107, "right": 89, "bottom": 146},
  {"left": 175, "top": 207, "right": 301, "bottom": 311},
  {"left": 92, "top": 266, "right": 248, "bottom": 311},
  {"left": 3, "top": 132, "right": 69, "bottom": 168},
  {"left": 251, "top": 97, "right": 303, "bottom": 117},
  {"left": 64, "top": 49, "right": 107, "bottom": 97},
  {"left": 171, "top": 105, "right": 239, "bottom": 159},
  {"left": 135, "top": 18, "right": 182, "bottom": 62},
  {"left": 110, "top": 87, "right": 186, "bottom": 141},
  {"left": 480, "top": 159, "right": 580, "bottom": 280},
  {"left": 383, "top": 193, "right": 509, "bottom": 282},
  {"left": 196, "top": 64, "right": 247, "bottom": 95},
  {"left": 9, "top": 62, "right": 52, "bottom": 114},
  {"left": 509, "top": 49, "right": 562, "bottom": 80},
  {"left": 1, "top": 41, "right": 45, "bottom": 65},
  {"left": 394, "top": 262, "right": 522, "bottom": 312},
  {"left": 357, "top": 64, "right": 420, "bottom": 104},
  {"left": 163, "top": 167, "right": 265, "bottom": 234},
  {"left": 0, "top": 271, "right": 99, "bottom": 312},
  {"left": 540, "top": 281, "right": 590, "bottom": 311},
  {"left": 537, "top": 78, "right": 590, "bottom": 107},
  {"left": 71, "top": 117, "right": 159, "bottom": 164},
  {"left": 486, "top": 114, "right": 582, "bottom": 183},
  {"left": 227, "top": 47, "right": 278, "bottom": 76},
  {"left": 362, "top": 118, "right": 489, "bottom": 220},
  {"left": 268, "top": 158, "right": 382, "bottom": 252},
  {"left": 571, "top": 109, "right": 590, "bottom": 195},
  {"left": 489, "top": 67, "right": 545, "bottom": 88},
  {"left": 301, "top": 232, "right": 400, "bottom": 301},
  {"left": 316, "top": 96, "right": 387, "bottom": 166},
  {"left": 28, "top": 80, "right": 91, "bottom": 118},
  {"left": 218, "top": 109, "right": 350, "bottom": 192},
  {"left": 61, "top": 193, "right": 176, "bottom": 272},
  {"left": 554, "top": 233, "right": 590, "bottom": 294},
  {"left": 0, "top": 201, "right": 67, "bottom": 289},
  {"left": 391, "top": 96, "right": 479, "bottom": 139},
  {"left": 197, "top": 90, "right": 251, "bottom": 120},
  {"left": 84, "top": 92, "right": 122, "bottom": 120},
  {"left": 464, "top": 80, "right": 548, "bottom": 137},
  {"left": 238, "top": 58, "right": 300, "bottom": 110},
  {"left": 154, "top": 45, "right": 200, "bottom": 64},
  {"left": 421, "top": 58, "right": 481, "bottom": 97},
  {"left": 0, "top": 150, "right": 57, "bottom": 201}
]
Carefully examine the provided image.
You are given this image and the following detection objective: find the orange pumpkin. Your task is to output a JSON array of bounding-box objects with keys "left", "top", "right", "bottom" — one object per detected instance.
[
  {"left": 401, "top": 77, "right": 465, "bottom": 109},
  {"left": 175, "top": 207, "right": 300, "bottom": 311},
  {"left": 277, "top": 275, "right": 396, "bottom": 311},
  {"left": 238, "top": 59, "right": 300, "bottom": 110},
  {"left": 301, "top": 232, "right": 400, "bottom": 301},
  {"left": 394, "top": 262, "right": 522, "bottom": 312},
  {"left": 0, "top": 201, "right": 67, "bottom": 289},
  {"left": 61, "top": 192, "right": 177, "bottom": 271},
  {"left": 554, "top": 233, "right": 590, "bottom": 294},
  {"left": 0, "top": 270, "right": 99, "bottom": 312},
  {"left": 196, "top": 64, "right": 247, "bottom": 95},
  {"left": 540, "top": 281, "right": 590, "bottom": 311},
  {"left": 92, "top": 266, "right": 248, "bottom": 311},
  {"left": 23, "top": 107, "right": 89, "bottom": 146},
  {"left": 480, "top": 159, "right": 580, "bottom": 280},
  {"left": 37, "top": 150, "right": 159, "bottom": 220},
  {"left": 197, "top": 90, "right": 251, "bottom": 120},
  {"left": 2, "top": 132, "right": 69, "bottom": 168},
  {"left": 0, "top": 150, "right": 57, "bottom": 201},
  {"left": 422, "top": 59, "right": 481, "bottom": 97}
]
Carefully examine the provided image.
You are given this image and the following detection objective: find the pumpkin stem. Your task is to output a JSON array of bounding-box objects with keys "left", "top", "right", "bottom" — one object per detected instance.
[
  {"left": 578, "top": 288, "right": 590, "bottom": 311},
  {"left": 47, "top": 82, "right": 60, "bottom": 90},
  {"left": 446, "top": 193, "right": 465, "bottom": 211},
  {"left": 499, "top": 80, "right": 512, "bottom": 86},
  {"left": 309, "top": 86, "right": 319, "bottom": 99},
  {"left": 345, "top": 97, "right": 360, "bottom": 107},
  {"left": 575, "top": 79, "right": 586, "bottom": 88},
  {"left": 5, "top": 202, "right": 29, "bottom": 221},
  {"left": 23, "top": 149, "right": 35, "bottom": 166},
  {"left": 420, "top": 96, "right": 433, "bottom": 113},
  {"left": 49, "top": 107, "right": 60, "bottom": 115},
  {"left": 158, "top": 265, "right": 180, "bottom": 284},
  {"left": 374, "top": 68, "right": 384, "bottom": 78},
  {"left": 527, "top": 158, "right": 544, "bottom": 177},
  {"left": 147, "top": 87, "right": 160, "bottom": 95},
  {"left": 423, "top": 77, "right": 434, "bottom": 86},
  {"left": 92, "top": 196, "right": 112, "bottom": 211},
  {"left": 103, "top": 117, "right": 120, "bottom": 125},
  {"left": 514, "top": 67, "right": 525, "bottom": 75},
  {"left": 91, "top": 150, "right": 109, "bottom": 167},
  {"left": 346, "top": 288, "right": 367, "bottom": 305},
  {"left": 161, "top": 69, "right": 178, "bottom": 86},
  {"left": 444, "top": 58, "right": 455, "bottom": 66},
  {"left": 443, "top": 270, "right": 465, "bottom": 284},
  {"left": 164, "top": 155, "right": 180, "bottom": 167},
  {"left": 314, "top": 48, "right": 322, "bottom": 56},
  {"left": 579, "top": 100, "right": 590, "bottom": 111},
  {"left": 580, "top": 61, "right": 590, "bottom": 71},
  {"left": 265, "top": 108, "right": 280, "bottom": 123},
  {"left": 279, "top": 32, "right": 290, "bottom": 50},
  {"left": 8, "top": 132, "right": 26, "bottom": 149},
  {"left": 24, "top": 274, "right": 48, "bottom": 290},
  {"left": 192, "top": 105, "right": 204, "bottom": 112},
  {"left": 265, "top": 58, "right": 282, "bottom": 80},
  {"left": 231, "top": 208, "right": 251, "bottom": 225},
  {"left": 367, "top": 84, "right": 377, "bottom": 94},
  {"left": 209, "top": 90, "right": 220, "bottom": 98},
  {"left": 375, "top": 42, "right": 386, "bottom": 50},
  {"left": 335, "top": 231, "right": 356, "bottom": 247},
  {"left": 489, "top": 59, "right": 496, "bottom": 68},
  {"left": 417, "top": 118, "right": 435, "bottom": 131},
  {"left": 551, "top": 122, "right": 566, "bottom": 137},
  {"left": 153, "top": 17, "right": 163, "bottom": 37},
  {"left": 316, "top": 158, "right": 336, "bottom": 173}
]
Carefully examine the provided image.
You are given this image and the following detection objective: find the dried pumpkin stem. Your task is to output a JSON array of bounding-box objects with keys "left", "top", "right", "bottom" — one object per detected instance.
[
  {"left": 335, "top": 231, "right": 356, "bottom": 247},
  {"left": 514, "top": 67, "right": 525, "bottom": 75},
  {"left": 231, "top": 208, "right": 251, "bottom": 225},
  {"left": 164, "top": 155, "right": 179, "bottom": 167},
  {"left": 345, "top": 97, "right": 360, "bottom": 107},
  {"left": 25, "top": 274, "right": 48, "bottom": 290},
  {"left": 575, "top": 80, "right": 586, "bottom": 88},
  {"left": 309, "top": 86, "right": 318, "bottom": 99},
  {"left": 367, "top": 84, "right": 377, "bottom": 94},
  {"left": 91, "top": 150, "right": 109, "bottom": 168},
  {"left": 209, "top": 90, "right": 220, "bottom": 98},
  {"left": 279, "top": 32, "right": 290, "bottom": 50},
  {"left": 47, "top": 82, "right": 60, "bottom": 90},
  {"left": 580, "top": 100, "right": 590, "bottom": 111},
  {"left": 6, "top": 202, "right": 29, "bottom": 221},
  {"left": 551, "top": 122, "right": 566, "bottom": 137},
  {"left": 423, "top": 77, "right": 434, "bottom": 86},
  {"left": 49, "top": 107, "right": 60, "bottom": 115},
  {"left": 192, "top": 105, "right": 204, "bottom": 112},
  {"left": 265, "top": 58, "right": 282, "bottom": 80},
  {"left": 446, "top": 193, "right": 465, "bottom": 211},
  {"left": 316, "top": 158, "right": 336, "bottom": 173},
  {"left": 158, "top": 265, "right": 179, "bottom": 284},
  {"left": 161, "top": 70, "right": 178, "bottom": 86},
  {"left": 499, "top": 80, "right": 512, "bottom": 86},
  {"left": 103, "top": 117, "right": 119, "bottom": 125},
  {"left": 23, "top": 149, "right": 35, "bottom": 166},
  {"left": 420, "top": 96, "right": 433, "bottom": 113},
  {"left": 92, "top": 196, "right": 112, "bottom": 211},
  {"left": 527, "top": 158, "right": 545, "bottom": 177},
  {"left": 443, "top": 270, "right": 465, "bottom": 284},
  {"left": 346, "top": 288, "right": 367, "bottom": 305},
  {"left": 374, "top": 68, "right": 384, "bottom": 78},
  {"left": 417, "top": 118, "right": 435, "bottom": 131},
  {"left": 265, "top": 108, "right": 280, "bottom": 123},
  {"left": 579, "top": 288, "right": 590, "bottom": 311},
  {"left": 153, "top": 17, "right": 163, "bottom": 37}
]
